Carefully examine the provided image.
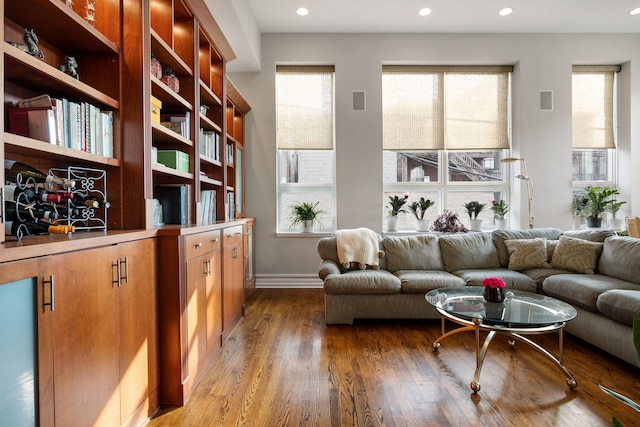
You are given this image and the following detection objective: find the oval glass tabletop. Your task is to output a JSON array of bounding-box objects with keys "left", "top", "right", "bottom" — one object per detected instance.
[{"left": 425, "top": 287, "right": 577, "bottom": 327}]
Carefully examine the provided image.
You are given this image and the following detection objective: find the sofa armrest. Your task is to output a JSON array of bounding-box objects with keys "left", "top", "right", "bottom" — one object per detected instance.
[{"left": 319, "top": 259, "right": 341, "bottom": 279}]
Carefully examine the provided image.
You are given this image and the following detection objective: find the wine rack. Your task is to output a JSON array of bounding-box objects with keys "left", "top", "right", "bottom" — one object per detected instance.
[{"left": 49, "top": 166, "right": 108, "bottom": 231}]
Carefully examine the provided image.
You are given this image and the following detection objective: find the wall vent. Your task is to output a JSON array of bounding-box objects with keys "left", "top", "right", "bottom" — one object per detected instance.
[
  {"left": 540, "top": 90, "right": 553, "bottom": 111},
  {"left": 352, "top": 90, "right": 366, "bottom": 111}
]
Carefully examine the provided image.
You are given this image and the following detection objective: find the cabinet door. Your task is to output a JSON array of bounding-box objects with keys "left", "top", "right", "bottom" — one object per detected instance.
[
  {"left": 205, "top": 248, "right": 222, "bottom": 354},
  {"left": 0, "top": 258, "right": 51, "bottom": 427},
  {"left": 185, "top": 254, "right": 208, "bottom": 385},
  {"left": 116, "top": 239, "right": 158, "bottom": 427},
  {"left": 222, "top": 227, "right": 244, "bottom": 340},
  {"left": 51, "top": 247, "right": 120, "bottom": 427}
]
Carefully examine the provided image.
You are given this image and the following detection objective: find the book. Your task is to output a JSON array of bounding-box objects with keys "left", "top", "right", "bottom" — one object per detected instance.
[
  {"left": 17, "top": 94, "right": 52, "bottom": 108},
  {"left": 8, "top": 107, "right": 51, "bottom": 137},
  {"left": 101, "top": 111, "right": 113, "bottom": 158},
  {"left": 154, "top": 184, "right": 192, "bottom": 225},
  {"left": 27, "top": 109, "right": 57, "bottom": 144}
]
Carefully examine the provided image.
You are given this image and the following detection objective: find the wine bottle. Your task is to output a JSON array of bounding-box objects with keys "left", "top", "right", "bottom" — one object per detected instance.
[
  {"left": 5, "top": 220, "right": 75, "bottom": 239},
  {"left": 5, "top": 160, "right": 75, "bottom": 189},
  {"left": 4, "top": 200, "right": 59, "bottom": 221},
  {"left": 57, "top": 192, "right": 109, "bottom": 208},
  {"left": 5, "top": 184, "right": 64, "bottom": 204}
]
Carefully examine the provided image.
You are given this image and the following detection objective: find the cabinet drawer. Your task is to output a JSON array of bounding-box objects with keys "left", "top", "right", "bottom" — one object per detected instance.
[
  {"left": 223, "top": 226, "right": 243, "bottom": 246},
  {"left": 184, "top": 230, "right": 221, "bottom": 260}
]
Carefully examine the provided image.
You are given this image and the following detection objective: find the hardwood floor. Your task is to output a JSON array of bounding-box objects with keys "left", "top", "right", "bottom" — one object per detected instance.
[{"left": 148, "top": 289, "right": 640, "bottom": 426}]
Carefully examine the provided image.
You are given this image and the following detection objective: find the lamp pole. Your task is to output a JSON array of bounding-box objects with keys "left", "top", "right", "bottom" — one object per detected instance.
[{"left": 501, "top": 157, "right": 534, "bottom": 229}]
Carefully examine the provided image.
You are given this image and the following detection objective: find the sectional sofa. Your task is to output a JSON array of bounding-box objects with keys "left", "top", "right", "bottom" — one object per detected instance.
[{"left": 317, "top": 228, "right": 640, "bottom": 368}]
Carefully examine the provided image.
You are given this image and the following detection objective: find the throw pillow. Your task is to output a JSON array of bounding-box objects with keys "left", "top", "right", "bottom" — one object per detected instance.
[
  {"left": 550, "top": 236, "right": 603, "bottom": 274},
  {"left": 505, "top": 238, "right": 550, "bottom": 270},
  {"left": 546, "top": 240, "right": 558, "bottom": 262}
]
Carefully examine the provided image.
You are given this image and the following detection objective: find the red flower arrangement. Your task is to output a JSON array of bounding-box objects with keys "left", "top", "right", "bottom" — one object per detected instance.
[{"left": 482, "top": 277, "right": 506, "bottom": 289}]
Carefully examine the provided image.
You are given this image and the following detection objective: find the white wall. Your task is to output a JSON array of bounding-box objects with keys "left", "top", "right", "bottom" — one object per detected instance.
[{"left": 229, "top": 33, "right": 640, "bottom": 280}]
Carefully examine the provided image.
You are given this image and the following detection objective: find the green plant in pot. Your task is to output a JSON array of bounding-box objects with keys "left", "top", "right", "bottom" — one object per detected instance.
[
  {"left": 409, "top": 197, "right": 435, "bottom": 231},
  {"left": 289, "top": 201, "right": 325, "bottom": 232},
  {"left": 607, "top": 199, "right": 627, "bottom": 230},
  {"left": 463, "top": 201, "right": 486, "bottom": 231},
  {"left": 584, "top": 186, "right": 619, "bottom": 228},
  {"left": 386, "top": 194, "right": 409, "bottom": 231}
]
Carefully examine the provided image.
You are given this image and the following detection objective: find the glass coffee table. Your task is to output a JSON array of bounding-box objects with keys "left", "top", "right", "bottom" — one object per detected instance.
[{"left": 425, "top": 286, "right": 578, "bottom": 393}]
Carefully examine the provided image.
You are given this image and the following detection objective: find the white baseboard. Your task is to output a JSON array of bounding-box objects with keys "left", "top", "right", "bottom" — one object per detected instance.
[{"left": 256, "top": 274, "right": 323, "bottom": 289}]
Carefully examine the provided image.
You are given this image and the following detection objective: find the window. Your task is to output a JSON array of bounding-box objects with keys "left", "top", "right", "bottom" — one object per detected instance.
[
  {"left": 572, "top": 65, "right": 620, "bottom": 187},
  {"left": 276, "top": 66, "right": 336, "bottom": 232},
  {"left": 382, "top": 66, "right": 512, "bottom": 230}
]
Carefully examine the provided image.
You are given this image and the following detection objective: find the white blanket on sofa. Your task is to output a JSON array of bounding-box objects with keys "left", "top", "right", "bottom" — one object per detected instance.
[{"left": 335, "top": 227, "right": 384, "bottom": 270}]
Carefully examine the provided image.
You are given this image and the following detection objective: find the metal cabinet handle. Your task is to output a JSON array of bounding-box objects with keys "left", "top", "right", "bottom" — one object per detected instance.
[
  {"left": 121, "top": 257, "right": 129, "bottom": 284},
  {"left": 43, "top": 275, "right": 55, "bottom": 312},
  {"left": 195, "top": 242, "right": 203, "bottom": 249},
  {"left": 113, "top": 261, "right": 121, "bottom": 287}
]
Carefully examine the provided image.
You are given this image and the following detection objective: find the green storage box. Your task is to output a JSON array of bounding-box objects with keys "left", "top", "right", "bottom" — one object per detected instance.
[{"left": 157, "top": 150, "right": 189, "bottom": 173}]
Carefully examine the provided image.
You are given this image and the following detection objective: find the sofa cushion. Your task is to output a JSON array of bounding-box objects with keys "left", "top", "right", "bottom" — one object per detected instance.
[
  {"left": 519, "top": 267, "right": 572, "bottom": 291},
  {"left": 596, "top": 289, "right": 640, "bottom": 326},
  {"left": 550, "top": 236, "right": 603, "bottom": 274},
  {"left": 394, "top": 270, "right": 465, "bottom": 294},
  {"left": 542, "top": 274, "right": 637, "bottom": 311},
  {"left": 323, "top": 270, "right": 401, "bottom": 294},
  {"left": 597, "top": 236, "right": 640, "bottom": 285},
  {"left": 562, "top": 229, "right": 617, "bottom": 242},
  {"left": 383, "top": 235, "right": 443, "bottom": 272},
  {"left": 439, "top": 232, "right": 500, "bottom": 272},
  {"left": 452, "top": 268, "right": 537, "bottom": 292},
  {"left": 505, "top": 238, "right": 551, "bottom": 270},
  {"left": 492, "top": 228, "right": 562, "bottom": 267}
]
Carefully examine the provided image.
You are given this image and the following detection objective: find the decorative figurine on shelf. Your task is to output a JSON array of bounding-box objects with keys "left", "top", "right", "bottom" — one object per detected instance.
[
  {"left": 59, "top": 56, "right": 79, "bottom": 80},
  {"left": 85, "top": 0, "right": 96, "bottom": 26},
  {"left": 7, "top": 29, "right": 44, "bottom": 60}
]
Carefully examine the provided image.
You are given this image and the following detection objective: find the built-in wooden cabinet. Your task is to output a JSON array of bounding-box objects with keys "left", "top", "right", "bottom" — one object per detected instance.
[
  {"left": 2, "top": 0, "right": 253, "bottom": 421},
  {"left": 156, "top": 221, "right": 251, "bottom": 406},
  {"left": 0, "top": 235, "right": 157, "bottom": 427}
]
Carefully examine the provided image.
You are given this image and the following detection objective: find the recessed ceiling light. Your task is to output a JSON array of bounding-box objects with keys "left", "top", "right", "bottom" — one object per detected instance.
[
  {"left": 296, "top": 7, "right": 309, "bottom": 16},
  {"left": 418, "top": 8, "right": 432, "bottom": 16},
  {"left": 498, "top": 7, "right": 513, "bottom": 16},
  {"left": 630, "top": 7, "right": 640, "bottom": 15}
]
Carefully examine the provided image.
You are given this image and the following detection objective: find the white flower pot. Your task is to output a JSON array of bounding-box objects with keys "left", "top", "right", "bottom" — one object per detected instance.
[
  {"left": 386, "top": 216, "right": 398, "bottom": 232},
  {"left": 302, "top": 220, "right": 314, "bottom": 233},
  {"left": 608, "top": 218, "right": 623, "bottom": 230},
  {"left": 416, "top": 219, "right": 429, "bottom": 232},
  {"left": 495, "top": 218, "right": 508, "bottom": 230},
  {"left": 470, "top": 219, "right": 483, "bottom": 231},
  {"left": 572, "top": 215, "right": 583, "bottom": 230}
]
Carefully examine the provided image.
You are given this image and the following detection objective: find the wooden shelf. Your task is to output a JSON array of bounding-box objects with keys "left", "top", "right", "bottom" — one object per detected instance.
[{"left": 4, "top": 132, "right": 120, "bottom": 168}]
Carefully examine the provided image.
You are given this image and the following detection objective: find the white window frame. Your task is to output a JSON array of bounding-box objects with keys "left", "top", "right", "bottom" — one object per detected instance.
[{"left": 275, "top": 66, "right": 337, "bottom": 235}]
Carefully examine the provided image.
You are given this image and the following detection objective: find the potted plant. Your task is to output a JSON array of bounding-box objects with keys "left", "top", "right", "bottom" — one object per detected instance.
[
  {"left": 430, "top": 210, "right": 468, "bottom": 233},
  {"left": 607, "top": 199, "right": 627, "bottom": 230},
  {"left": 408, "top": 197, "right": 435, "bottom": 232},
  {"left": 490, "top": 200, "right": 509, "bottom": 230},
  {"left": 464, "top": 201, "right": 486, "bottom": 231},
  {"left": 584, "top": 186, "right": 619, "bottom": 228},
  {"left": 289, "top": 201, "right": 325, "bottom": 232},
  {"left": 572, "top": 195, "right": 589, "bottom": 229},
  {"left": 386, "top": 194, "right": 409, "bottom": 231}
]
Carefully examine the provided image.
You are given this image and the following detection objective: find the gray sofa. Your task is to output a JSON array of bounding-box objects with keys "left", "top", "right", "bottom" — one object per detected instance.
[{"left": 317, "top": 228, "right": 640, "bottom": 368}]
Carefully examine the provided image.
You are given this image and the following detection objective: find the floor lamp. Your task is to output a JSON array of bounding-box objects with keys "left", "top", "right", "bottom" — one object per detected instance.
[{"left": 501, "top": 157, "right": 534, "bottom": 229}]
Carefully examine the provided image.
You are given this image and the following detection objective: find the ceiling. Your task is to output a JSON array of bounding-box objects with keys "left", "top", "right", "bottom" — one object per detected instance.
[{"left": 216, "top": 0, "right": 640, "bottom": 72}]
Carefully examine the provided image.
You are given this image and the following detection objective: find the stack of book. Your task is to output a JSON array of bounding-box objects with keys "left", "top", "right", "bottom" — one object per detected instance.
[
  {"left": 200, "top": 189, "right": 217, "bottom": 224},
  {"left": 8, "top": 94, "right": 113, "bottom": 157},
  {"left": 199, "top": 128, "right": 220, "bottom": 161}
]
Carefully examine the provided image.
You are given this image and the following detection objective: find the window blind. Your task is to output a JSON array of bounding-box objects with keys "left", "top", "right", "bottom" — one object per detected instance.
[
  {"left": 276, "top": 65, "right": 335, "bottom": 150},
  {"left": 382, "top": 65, "right": 512, "bottom": 151},
  {"left": 572, "top": 65, "right": 620, "bottom": 149}
]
